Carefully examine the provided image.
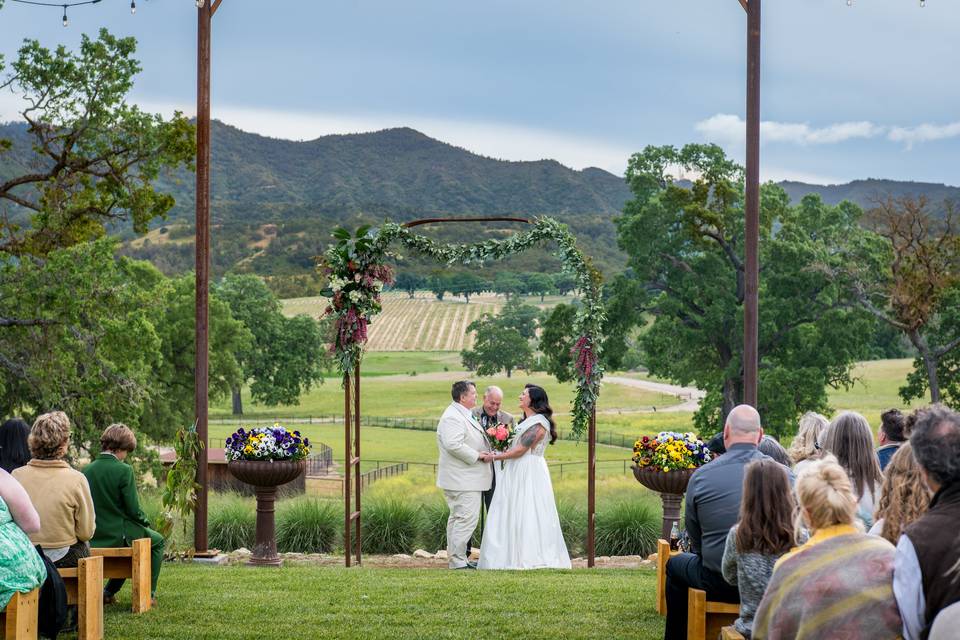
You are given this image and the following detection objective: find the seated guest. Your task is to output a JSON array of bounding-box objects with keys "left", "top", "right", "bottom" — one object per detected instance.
[
  {"left": 930, "top": 601, "right": 960, "bottom": 640},
  {"left": 706, "top": 432, "right": 726, "bottom": 457},
  {"left": 877, "top": 408, "right": 907, "bottom": 471},
  {"left": 758, "top": 436, "right": 791, "bottom": 468},
  {"left": 821, "top": 411, "right": 882, "bottom": 528},
  {"left": 869, "top": 442, "right": 931, "bottom": 543},
  {"left": 663, "top": 404, "right": 771, "bottom": 640},
  {"left": 0, "top": 467, "right": 47, "bottom": 611},
  {"left": 12, "top": 411, "right": 95, "bottom": 568},
  {"left": 753, "top": 458, "right": 902, "bottom": 639},
  {"left": 0, "top": 418, "right": 31, "bottom": 473},
  {"left": 894, "top": 405, "right": 960, "bottom": 640},
  {"left": 83, "top": 424, "right": 163, "bottom": 606},
  {"left": 722, "top": 459, "right": 804, "bottom": 638},
  {"left": 787, "top": 411, "right": 828, "bottom": 474}
]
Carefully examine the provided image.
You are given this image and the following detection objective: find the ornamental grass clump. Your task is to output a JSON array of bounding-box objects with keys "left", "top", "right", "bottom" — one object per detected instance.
[
  {"left": 276, "top": 497, "right": 340, "bottom": 553},
  {"left": 362, "top": 497, "right": 421, "bottom": 554},
  {"left": 556, "top": 499, "right": 586, "bottom": 556},
  {"left": 632, "top": 431, "right": 712, "bottom": 472},
  {"left": 225, "top": 424, "right": 311, "bottom": 461},
  {"left": 595, "top": 500, "right": 660, "bottom": 557},
  {"left": 209, "top": 494, "right": 255, "bottom": 551}
]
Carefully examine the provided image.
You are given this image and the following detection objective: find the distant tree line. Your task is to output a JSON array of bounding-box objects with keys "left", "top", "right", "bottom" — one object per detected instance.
[{"left": 392, "top": 270, "right": 578, "bottom": 302}]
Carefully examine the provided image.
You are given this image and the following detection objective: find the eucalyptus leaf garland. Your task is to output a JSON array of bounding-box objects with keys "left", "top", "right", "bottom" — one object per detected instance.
[{"left": 318, "top": 216, "right": 605, "bottom": 438}]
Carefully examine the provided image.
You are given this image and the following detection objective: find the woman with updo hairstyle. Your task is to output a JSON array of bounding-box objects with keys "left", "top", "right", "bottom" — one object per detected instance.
[
  {"left": 752, "top": 457, "right": 902, "bottom": 639},
  {"left": 787, "top": 411, "right": 828, "bottom": 473},
  {"left": 11, "top": 411, "right": 95, "bottom": 569},
  {"left": 869, "top": 442, "right": 931, "bottom": 544}
]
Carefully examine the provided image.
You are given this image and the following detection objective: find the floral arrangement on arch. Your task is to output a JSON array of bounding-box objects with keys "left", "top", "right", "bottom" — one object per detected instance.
[
  {"left": 632, "top": 431, "right": 712, "bottom": 472},
  {"left": 318, "top": 216, "right": 605, "bottom": 439},
  {"left": 225, "top": 424, "right": 311, "bottom": 462},
  {"left": 319, "top": 225, "right": 395, "bottom": 375}
]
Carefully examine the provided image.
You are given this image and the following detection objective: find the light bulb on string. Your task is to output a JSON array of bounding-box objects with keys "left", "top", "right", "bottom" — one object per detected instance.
[
  {"left": 846, "top": 0, "right": 853, "bottom": 5},
  {"left": 196, "top": 0, "right": 205, "bottom": 7},
  {"left": 62, "top": 4, "right": 68, "bottom": 26},
  {"left": 130, "top": 0, "right": 136, "bottom": 14},
  {"left": 920, "top": 0, "right": 925, "bottom": 6}
]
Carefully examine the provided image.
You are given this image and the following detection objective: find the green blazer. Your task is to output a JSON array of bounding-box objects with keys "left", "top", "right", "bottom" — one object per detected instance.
[{"left": 82, "top": 453, "right": 152, "bottom": 547}]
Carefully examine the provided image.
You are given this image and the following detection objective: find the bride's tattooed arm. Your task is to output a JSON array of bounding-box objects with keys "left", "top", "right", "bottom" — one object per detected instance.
[{"left": 494, "top": 425, "right": 545, "bottom": 461}]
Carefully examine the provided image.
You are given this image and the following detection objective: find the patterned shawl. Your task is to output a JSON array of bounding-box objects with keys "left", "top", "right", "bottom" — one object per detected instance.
[{"left": 752, "top": 532, "right": 902, "bottom": 640}]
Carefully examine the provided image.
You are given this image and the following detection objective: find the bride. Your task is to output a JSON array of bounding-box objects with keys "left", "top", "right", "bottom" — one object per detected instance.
[{"left": 478, "top": 384, "right": 571, "bottom": 570}]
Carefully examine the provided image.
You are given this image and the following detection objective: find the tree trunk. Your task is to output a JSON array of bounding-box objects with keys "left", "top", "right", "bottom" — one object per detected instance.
[
  {"left": 540, "top": 293, "right": 545, "bottom": 303},
  {"left": 232, "top": 387, "right": 243, "bottom": 416},
  {"left": 721, "top": 377, "right": 739, "bottom": 422},
  {"left": 506, "top": 368, "right": 512, "bottom": 378},
  {"left": 909, "top": 331, "right": 941, "bottom": 403},
  {"left": 407, "top": 289, "right": 415, "bottom": 299}
]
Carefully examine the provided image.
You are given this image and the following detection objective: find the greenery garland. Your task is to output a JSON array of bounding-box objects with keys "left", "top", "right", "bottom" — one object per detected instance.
[{"left": 319, "top": 216, "right": 605, "bottom": 438}]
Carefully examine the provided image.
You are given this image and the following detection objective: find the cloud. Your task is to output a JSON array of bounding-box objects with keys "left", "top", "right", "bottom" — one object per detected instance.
[
  {"left": 695, "top": 113, "right": 885, "bottom": 147},
  {"left": 888, "top": 121, "right": 960, "bottom": 148}
]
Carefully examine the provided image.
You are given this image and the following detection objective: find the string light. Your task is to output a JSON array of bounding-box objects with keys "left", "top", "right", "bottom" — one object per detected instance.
[
  {"left": 130, "top": 0, "right": 136, "bottom": 14},
  {"left": 62, "top": 4, "right": 68, "bottom": 25},
  {"left": 196, "top": 0, "right": 205, "bottom": 7},
  {"left": 10, "top": 0, "right": 103, "bottom": 27}
]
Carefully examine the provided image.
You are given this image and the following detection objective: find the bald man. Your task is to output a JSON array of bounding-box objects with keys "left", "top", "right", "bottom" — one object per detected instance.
[
  {"left": 472, "top": 386, "right": 515, "bottom": 511},
  {"left": 663, "top": 404, "right": 786, "bottom": 640}
]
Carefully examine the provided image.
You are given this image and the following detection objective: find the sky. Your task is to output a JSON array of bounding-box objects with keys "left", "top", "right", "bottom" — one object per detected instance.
[{"left": 1, "top": 0, "right": 958, "bottom": 185}]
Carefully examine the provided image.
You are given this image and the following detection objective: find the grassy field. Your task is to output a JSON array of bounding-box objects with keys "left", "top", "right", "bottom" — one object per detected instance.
[
  {"left": 212, "top": 373, "right": 681, "bottom": 422},
  {"left": 282, "top": 292, "right": 574, "bottom": 352},
  {"left": 96, "top": 564, "right": 662, "bottom": 640}
]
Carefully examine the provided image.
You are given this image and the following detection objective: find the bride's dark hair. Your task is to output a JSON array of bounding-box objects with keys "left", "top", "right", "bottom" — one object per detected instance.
[{"left": 524, "top": 384, "right": 557, "bottom": 445}]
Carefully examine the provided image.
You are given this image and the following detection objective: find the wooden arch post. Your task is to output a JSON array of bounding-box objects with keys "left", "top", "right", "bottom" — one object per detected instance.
[{"left": 340, "top": 216, "right": 599, "bottom": 568}]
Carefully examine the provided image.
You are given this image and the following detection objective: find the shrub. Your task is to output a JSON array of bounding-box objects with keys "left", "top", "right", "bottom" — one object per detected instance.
[
  {"left": 362, "top": 497, "right": 420, "bottom": 554},
  {"left": 556, "top": 499, "right": 586, "bottom": 557},
  {"left": 208, "top": 493, "right": 255, "bottom": 551},
  {"left": 277, "top": 498, "right": 340, "bottom": 553},
  {"left": 594, "top": 500, "right": 660, "bottom": 557}
]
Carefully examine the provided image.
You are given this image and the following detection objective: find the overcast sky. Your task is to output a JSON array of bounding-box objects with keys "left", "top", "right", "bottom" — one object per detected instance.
[{"left": 1, "top": 0, "right": 958, "bottom": 185}]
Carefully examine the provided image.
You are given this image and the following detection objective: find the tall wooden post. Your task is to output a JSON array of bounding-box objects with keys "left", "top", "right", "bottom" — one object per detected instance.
[
  {"left": 587, "top": 407, "right": 596, "bottom": 567},
  {"left": 193, "top": 0, "right": 212, "bottom": 553},
  {"left": 343, "top": 372, "right": 352, "bottom": 567},
  {"left": 743, "top": 0, "right": 761, "bottom": 407},
  {"left": 353, "top": 363, "right": 362, "bottom": 565}
]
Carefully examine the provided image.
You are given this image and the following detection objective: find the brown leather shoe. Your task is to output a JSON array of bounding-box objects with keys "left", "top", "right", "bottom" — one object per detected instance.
[
  {"left": 103, "top": 593, "right": 116, "bottom": 605},
  {"left": 150, "top": 597, "right": 158, "bottom": 609}
]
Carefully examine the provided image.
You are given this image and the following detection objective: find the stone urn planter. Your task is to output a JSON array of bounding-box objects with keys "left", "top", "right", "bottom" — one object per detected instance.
[
  {"left": 227, "top": 459, "right": 306, "bottom": 566},
  {"left": 632, "top": 465, "right": 696, "bottom": 542}
]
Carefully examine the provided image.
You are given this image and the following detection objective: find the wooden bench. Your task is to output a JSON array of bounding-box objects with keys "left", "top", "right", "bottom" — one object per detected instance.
[
  {"left": 687, "top": 588, "right": 739, "bottom": 640},
  {"left": 89, "top": 538, "right": 151, "bottom": 613},
  {"left": 0, "top": 588, "right": 39, "bottom": 640},
  {"left": 58, "top": 555, "right": 104, "bottom": 640},
  {"left": 720, "top": 626, "right": 746, "bottom": 640}
]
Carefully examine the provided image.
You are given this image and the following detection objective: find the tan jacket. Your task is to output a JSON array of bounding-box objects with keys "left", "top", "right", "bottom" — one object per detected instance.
[
  {"left": 13, "top": 459, "right": 96, "bottom": 548},
  {"left": 436, "top": 402, "right": 492, "bottom": 492}
]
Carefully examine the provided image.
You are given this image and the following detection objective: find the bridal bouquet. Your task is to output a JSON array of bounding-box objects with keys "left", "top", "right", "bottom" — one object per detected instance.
[
  {"left": 225, "top": 424, "right": 311, "bottom": 462},
  {"left": 485, "top": 423, "right": 515, "bottom": 469},
  {"left": 632, "top": 431, "right": 711, "bottom": 472}
]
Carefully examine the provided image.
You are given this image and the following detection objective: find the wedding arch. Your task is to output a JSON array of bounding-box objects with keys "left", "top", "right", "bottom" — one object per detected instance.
[{"left": 318, "top": 216, "right": 606, "bottom": 567}]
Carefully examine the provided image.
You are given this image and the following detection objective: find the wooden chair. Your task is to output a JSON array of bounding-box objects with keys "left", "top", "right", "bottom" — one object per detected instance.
[
  {"left": 656, "top": 538, "right": 675, "bottom": 616},
  {"left": 0, "top": 588, "right": 39, "bottom": 640},
  {"left": 687, "top": 588, "right": 739, "bottom": 640},
  {"left": 719, "top": 626, "right": 746, "bottom": 640},
  {"left": 58, "top": 555, "right": 104, "bottom": 640},
  {"left": 89, "top": 538, "right": 151, "bottom": 613}
]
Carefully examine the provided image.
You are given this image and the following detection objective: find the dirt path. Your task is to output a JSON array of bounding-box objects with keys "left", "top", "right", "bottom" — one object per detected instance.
[{"left": 602, "top": 376, "right": 704, "bottom": 412}]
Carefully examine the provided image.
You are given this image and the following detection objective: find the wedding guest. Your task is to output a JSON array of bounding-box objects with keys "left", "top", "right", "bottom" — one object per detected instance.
[
  {"left": 471, "top": 385, "right": 515, "bottom": 510},
  {"left": 0, "top": 467, "right": 46, "bottom": 612},
  {"left": 787, "top": 411, "right": 828, "bottom": 474},
  {"left": 663, "top": 404, "right": 770, "bottom": 640},
  {"left": 722, "top": 459, "right": 803, "bottom": 638},
  {"left": 930, "top": 601, "right": 960, "bottom": 640},
  {"left": 84, "top": 424, "right": 164, "bottom": 605},
  {"left": 758, "top": 436, "right": 791, "bottom": 468},
  {"left": 877, "top": 408, "right": 907, "bottom": 471},
  {"left": 0, "top": 418, "right": 31, "bottom": 473},
  {"left": 821, "top": 411, "right": 882, "bottom": 527},
  {"left": 706, "top": 432, "right": 726, "bottom": 457},
  {"left": 894, "top": 405, "right": 960, "bottom": 640},
  {"left": 752, "top": 457, "right": 902, "bottom": 639},
  {"left": 869, "top": 442, "right": 931, "bottom": 544},
  {"left": 12, "top": 411, "right": 95, "bottom": 568}
]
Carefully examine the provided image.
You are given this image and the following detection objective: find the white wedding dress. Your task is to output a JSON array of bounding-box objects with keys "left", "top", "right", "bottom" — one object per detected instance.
[{"left": 477, "top": 413, "right": 572, "bottom": 570}]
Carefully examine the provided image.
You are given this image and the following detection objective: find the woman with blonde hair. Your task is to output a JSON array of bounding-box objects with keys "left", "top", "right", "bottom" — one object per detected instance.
[
  {"left": 787, "top": 412, "right": 828, "bottom": 473},
  {"left": 821, "top": 411, "right": 882, "bottom": 527},
  {"left": 869, "top": 442, "right": 932, "bottom": 544},
  {"left": 752, "top": 457, "right": 901, "bottom": 639}
]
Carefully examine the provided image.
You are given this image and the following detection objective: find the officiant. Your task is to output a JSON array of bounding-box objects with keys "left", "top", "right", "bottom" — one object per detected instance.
[{"left": 472, "top": 386, "right": 515, "bottom": 509}]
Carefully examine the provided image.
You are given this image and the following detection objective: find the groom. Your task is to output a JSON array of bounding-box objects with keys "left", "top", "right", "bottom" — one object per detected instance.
[{"left": 436, "top": 380, "right": 492, "bottom": 569}]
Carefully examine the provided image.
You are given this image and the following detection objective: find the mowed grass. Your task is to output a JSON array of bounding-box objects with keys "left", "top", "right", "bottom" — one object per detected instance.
[
  {"left": 826, "top": 358, "right": 929, "bottom": 428},
  {"left": 212, "top": 373, "right": 680, "bottom": 421},
  {"left": 99, "top": 564, "right": 661, "bottom": 640}
]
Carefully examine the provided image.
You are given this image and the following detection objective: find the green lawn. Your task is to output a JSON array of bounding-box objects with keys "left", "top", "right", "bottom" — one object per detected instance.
[
  {"left": 212, "top": 373, "right": 680, "bottom": 421},
  {"left": 325, "top": 351, "right": 464, "bottom": 377},
  {"left": 98, "top": 564, "right": 662, "bottom": 640}
]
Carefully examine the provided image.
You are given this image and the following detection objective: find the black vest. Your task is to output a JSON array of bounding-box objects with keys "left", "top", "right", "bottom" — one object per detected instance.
[{"left": 905, "top": 481, "right": 960, "bottom": 639}]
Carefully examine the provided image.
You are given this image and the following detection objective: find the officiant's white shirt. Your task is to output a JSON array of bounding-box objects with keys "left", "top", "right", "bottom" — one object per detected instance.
[{"left": 436, "top": 401, "right": 492, "bottom": 492}]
